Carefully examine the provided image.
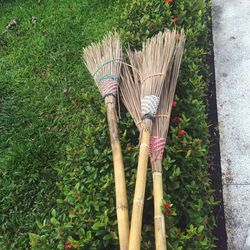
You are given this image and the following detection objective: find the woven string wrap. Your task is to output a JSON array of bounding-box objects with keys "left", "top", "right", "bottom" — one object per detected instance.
[
  {"left": 99, "top": 77, "right": 118, "bottom": 98},
  {"left": 92, "top": 58, "right": 123, "bottom": 78},
  {"left": 150, "top": 136, "right": 166, "bottom": 161},
  {"left": 92, "top": 58, "right": 122, "bottom": 99},
  {"left": 141, "top": 95, "right": 160, "bottom": 118}
]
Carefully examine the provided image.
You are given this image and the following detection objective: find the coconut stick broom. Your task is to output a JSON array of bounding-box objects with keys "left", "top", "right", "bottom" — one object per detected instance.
[
  {"left": 83, "top": 33, "right": 129, "bottom": 250},
  {"left": 121, "top": 30, "right": 177, "bottom": 249},
  {"left": 150, "top": 30, "right": 185, "bottom": 250}
]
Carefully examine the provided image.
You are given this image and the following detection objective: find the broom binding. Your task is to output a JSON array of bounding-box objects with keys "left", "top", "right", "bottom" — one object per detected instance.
[
  {"left": 141, "top": 95, "right": 160, "bottom": 117},
  {"left": 141, "top": 73, "right": 165, "bottom": 84},
  {"left": 150, "top": 136, "right": 166, "bottom": 161},
  {"left": 92, "top": 57, "right": 124, "bottom": 77},
  {"left": 99, "top": 78, "right": 118, "bottom": 98}
]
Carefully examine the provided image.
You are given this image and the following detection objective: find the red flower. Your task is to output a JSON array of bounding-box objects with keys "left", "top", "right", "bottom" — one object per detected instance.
[
  {"left": 164, "top": 202, "right": 173, "bottom": 215},
  {"left": 172, "top": 101, "right": 177, "bottom": 107},
  {"left": 172, "top": 116, "right": 180, "bottom": 125},
  {"left": 65, "top": 242, "right": 72, "bottom": 249},
  {"left": 178, "top": 129, "right": 186, "bottom": 136},
  {"left": 165, "top": 0, "right": 173, "bottom": 3}
]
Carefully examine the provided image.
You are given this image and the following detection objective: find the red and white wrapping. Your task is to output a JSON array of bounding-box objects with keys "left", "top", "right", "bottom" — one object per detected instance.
[{"left": 150, "top": 136, "right": 166, "bottom": 161}]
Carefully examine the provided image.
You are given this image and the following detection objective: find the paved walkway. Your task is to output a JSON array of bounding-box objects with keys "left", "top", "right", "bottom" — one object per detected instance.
[{"left": 212, "top": 1, "right": 250, "bottom": 249}]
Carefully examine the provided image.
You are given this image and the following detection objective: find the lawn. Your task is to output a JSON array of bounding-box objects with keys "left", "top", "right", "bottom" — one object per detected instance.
[{"left": 0, "top": 0, "right": 217, "bottom": 249}]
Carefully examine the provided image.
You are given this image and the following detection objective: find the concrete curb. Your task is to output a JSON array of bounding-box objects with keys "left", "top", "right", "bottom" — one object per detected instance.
[{"left": 212, "top": 1, "right": 250, "bottom": 249}]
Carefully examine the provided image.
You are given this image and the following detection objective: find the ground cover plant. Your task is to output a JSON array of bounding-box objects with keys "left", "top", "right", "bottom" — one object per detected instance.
[{"left": 0, "top": 0, "right": 217, "bottom": 249}]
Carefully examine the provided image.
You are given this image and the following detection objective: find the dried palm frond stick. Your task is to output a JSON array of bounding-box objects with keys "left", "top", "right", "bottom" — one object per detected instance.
[
  {"left": 120, "top": 50, "right": 142, "bottom": 132},
  {"left": 83, "top": 33, "right": 129, "bottom": 250},
  {"left": 150, "top": 30, "right": 185, "bottom": 250},
  {"left": 121, "top": 30, "right": 177, "bottom": 250}
]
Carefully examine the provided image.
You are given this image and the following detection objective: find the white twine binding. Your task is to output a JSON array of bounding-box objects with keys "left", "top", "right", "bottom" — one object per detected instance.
[{"left": 141, "top": 95, "right": 160, "bottom": 117}]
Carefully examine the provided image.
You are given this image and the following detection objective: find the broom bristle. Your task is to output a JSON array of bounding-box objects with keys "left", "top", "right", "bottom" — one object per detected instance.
[
  {"left": 120, "top": 50, "right": 142, "bottom": 130},
  {"left": 151, "top": 29, "right": 186, "bottom": 161},
  {"left": 83, "top": 32, "right": 122, "bottom": 98},
  {"left": 140, "top": 29, "right": 177, "bottom": 121},
  {"left": 121, "top": 29, "right": 180, "bottom": 131}
]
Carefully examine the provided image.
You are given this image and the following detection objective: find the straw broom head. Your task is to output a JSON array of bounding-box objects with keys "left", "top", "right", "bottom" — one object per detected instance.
[
  {"left": 83, "top": 32, "right": 122, "bottom": 99},
  {"left": 151, "top": 29, "right": 186, "bottom": 162},
  {"left": 120, "top": 50, "right": 142, "bottom": 131},
  {"left": 140, "top": 29, "right": 177, "bottom": 129},
  {"left": 120, "top": 29, "right": 179, "bottom": 132}
]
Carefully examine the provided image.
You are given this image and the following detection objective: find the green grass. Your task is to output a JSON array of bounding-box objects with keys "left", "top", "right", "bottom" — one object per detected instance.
[
  {"left": 0, "top": 0, "right": 127, "bottom": 249},
  {"left": 0, "top": 0, "right": 216, "bottom": 249}
]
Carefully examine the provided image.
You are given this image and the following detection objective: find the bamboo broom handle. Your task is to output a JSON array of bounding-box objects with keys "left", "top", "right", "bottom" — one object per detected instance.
[
  {"left": 129, "top": 120, "right": 152, "bottom": 250},
  {"left": 152, "top": 160, "right": 167, "bottom": 250},
  {"left": 105, "top": 95, "right": 129, "bottom": 250}
]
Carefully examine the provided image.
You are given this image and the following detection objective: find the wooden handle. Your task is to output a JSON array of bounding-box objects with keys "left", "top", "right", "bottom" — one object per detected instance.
[
  {"left": 129, "top": 121, "right": 152, "bottom": 250},
  {"left": 152, "top": 161, "right": 167, "bottom": 250},
  {"left": 106, "top": 96, "right": 129, "bottom": 250}
]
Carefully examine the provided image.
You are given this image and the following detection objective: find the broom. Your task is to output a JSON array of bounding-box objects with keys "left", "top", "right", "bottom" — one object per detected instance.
[
  {"left": 121, "top": 30, "right": 177, "bottom": 249},
  {"left": 150, "top": 30, "right": 185, "bottom": 250},
  {"left": 83, "top": 33, "right": 129, "bottom": 250}
]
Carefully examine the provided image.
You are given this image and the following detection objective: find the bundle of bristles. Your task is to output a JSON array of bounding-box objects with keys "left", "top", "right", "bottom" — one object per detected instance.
[{"left": 83, "top": 29, "right": 185, "bottom": 250}]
